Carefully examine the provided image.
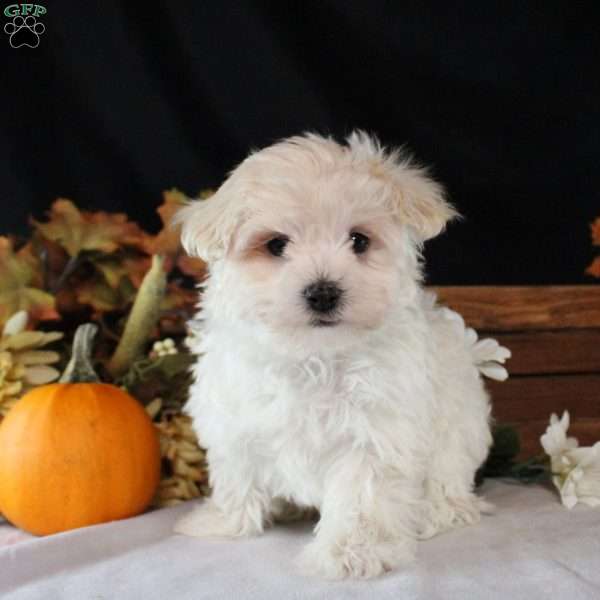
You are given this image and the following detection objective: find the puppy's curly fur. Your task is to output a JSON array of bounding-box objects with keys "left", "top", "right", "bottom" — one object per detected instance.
[{"left": 174, "top": 132, "right": 509, "bottom": 579}]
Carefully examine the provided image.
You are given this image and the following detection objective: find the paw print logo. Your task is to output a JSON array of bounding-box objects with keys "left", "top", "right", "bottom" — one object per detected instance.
[{"left": 4, "top": 15, "right": 45, "bottom": 48}]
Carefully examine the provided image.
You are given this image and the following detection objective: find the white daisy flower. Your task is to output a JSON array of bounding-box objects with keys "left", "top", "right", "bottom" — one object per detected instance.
[{"left": 541, "top": 411, "right": 600, "bottom": 509}]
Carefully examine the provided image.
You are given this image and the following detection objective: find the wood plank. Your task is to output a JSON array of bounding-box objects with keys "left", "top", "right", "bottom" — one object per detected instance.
[
  {"left": 432, "top": 286, "right": 600, "bottom": 331},
  {"left": 512, "top": 419, "right": 600, "bottom": 459},
  {"left": 488, "top": 329, "right": 600, "bottom": 375},
  {"left": 488, "top": 375, "right": 600, "bottom": 422}
]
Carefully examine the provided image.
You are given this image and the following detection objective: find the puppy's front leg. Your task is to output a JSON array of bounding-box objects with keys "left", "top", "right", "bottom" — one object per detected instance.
[
  {"left": 175, "top": 454, "right": 271, "bottom": 539},
  {"left": 298, "top": 454, "right": 421, "bottom": 579}
]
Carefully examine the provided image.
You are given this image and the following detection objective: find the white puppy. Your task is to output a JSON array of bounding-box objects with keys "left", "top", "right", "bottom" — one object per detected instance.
[{"left": 174, "top": 132, "right": 510, "bottom": 579}]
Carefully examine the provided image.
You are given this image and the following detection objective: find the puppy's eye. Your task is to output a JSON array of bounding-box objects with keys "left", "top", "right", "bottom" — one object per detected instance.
[
  {"left": 350, "top": 232, "right": 370, "bottom": 255},
  {"left": 266, "top": 236, "right": 289, "bottom": 257}
]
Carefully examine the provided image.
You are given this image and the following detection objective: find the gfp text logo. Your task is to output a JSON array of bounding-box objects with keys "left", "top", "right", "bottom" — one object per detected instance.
[{"left": 4, "top": 4, "right": 46, "bottom": 48}]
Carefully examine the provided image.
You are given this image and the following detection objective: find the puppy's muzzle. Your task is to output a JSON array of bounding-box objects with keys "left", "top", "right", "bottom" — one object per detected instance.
[{"left": 303, "top": 280, "right": 342, "bottom": 314}]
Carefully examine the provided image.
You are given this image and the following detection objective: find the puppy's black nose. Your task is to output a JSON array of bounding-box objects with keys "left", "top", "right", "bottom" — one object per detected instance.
[{"left": 303, "top": 280, "right": 342, "bottom": 313}]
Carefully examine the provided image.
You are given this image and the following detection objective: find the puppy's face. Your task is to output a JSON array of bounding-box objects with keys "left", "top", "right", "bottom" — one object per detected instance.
[
  {"left": 229, "top": 176, "right": 409, "bottom": 337},
  {"left": 178, "top": 133, "right": 456, "bottom": 353}
]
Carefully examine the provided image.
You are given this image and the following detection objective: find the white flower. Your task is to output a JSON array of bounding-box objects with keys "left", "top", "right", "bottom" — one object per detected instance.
[
  {"left": 540, "top": 411, "right": 578, "bottom": 456},
  {"left": 438, "top": 304, "right": 511, "bottom": 381},
  {"left": 541, "top": 411, "right": 600, "bottom": 509},
  {"left": 468, "top": 334, "right": 511, "bottom": 381},
  {"left": 151, "top": 338, "right": 178, "bottom": 357}
]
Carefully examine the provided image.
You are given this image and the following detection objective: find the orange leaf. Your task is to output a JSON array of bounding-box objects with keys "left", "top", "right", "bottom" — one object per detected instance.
[
  {"left": 147, "top": 189, "right": 208, "bottom": 280},
  {"left": 176, "top": 254, "right": 206, "bottom": 280},
  {"left": 161, "top": 282, "right": 198, "bottom": 311},
  {"left": 585, "top": 256, "right": 600, "bottom": 278},
  {"left": 148, "top": 189, "right": 189, "bottom": 257},
  {"left": 591, "top": 218, "right": 600, "bottom": 247},
  {"left": 32, "top": 199, "right": 150, "bottom": 257},
  {"left": 28, "top": 235, "right": 69, "bottom": 277},
  {"left": 123, "top": 256, "right": 153, "bottom": 288}
]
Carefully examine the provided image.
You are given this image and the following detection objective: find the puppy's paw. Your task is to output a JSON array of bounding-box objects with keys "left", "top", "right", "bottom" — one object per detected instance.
[
  {"left": 297, "top": 538, "right": 415, "bottom": 580},
  {"left": 174, "top": 500, "right": 262, "bottom": 539},
  {"left": 418, "top": 494, "right": 491, "bottom": 539}
]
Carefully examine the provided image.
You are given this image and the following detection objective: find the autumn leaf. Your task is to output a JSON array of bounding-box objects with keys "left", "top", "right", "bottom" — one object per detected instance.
[
  {"left": 177, "top": 254, "right": 206, "bottom": 279},
  {"left": 0, "top": 237, "right": 58, "bottom": 328},
  {"left": 75, "top": 279, "right": 120, "bottom": 312},
  {"left": 28, "top": 235, "right": 69, "bottom": 280},
  {"left": 149, "top": 189, "right": 189, "bottom": 257},
  {"left": 32, "top": 199, "right": 150, "bottom": 257},
  {"left": 590, "top": 218, "right": 600, "bottom": 247},
  {"left": 94, "top": 255, "right": 151, "bottom": 289},
  {"left": 148, "top": 189, "right": 206, "bottom": 279},
  {"left": 93, "top": 257, "right": 129, "bottom": 289},
  {"left": 162, "top": 281, "right": 198, "bottom": 311},
  {"left": 123, "top": 256, "right": 153, "bottom": 288},
  {"left": 76, "top": 275, "right": 137, "bottom": 313},
  {"left": 54, "top": 287, "right": 81, "bottom": 315},
  {"left": 586, "top": 256, "right": 600, "bottom": 278}
]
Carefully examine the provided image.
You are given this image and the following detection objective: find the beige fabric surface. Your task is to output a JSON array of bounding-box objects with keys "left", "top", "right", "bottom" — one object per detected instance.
[{"left": 1, "top": 480, "right": 599, "bottom": 599}]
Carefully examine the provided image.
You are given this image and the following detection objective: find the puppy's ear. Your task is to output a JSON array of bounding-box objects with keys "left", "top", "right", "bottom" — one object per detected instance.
[
  {"left": 388, "top": 161, "right": 458, "bottom": 241},
  {"left": 347, "top": 131, "right": 459, "bottom": 241},
  {"left": 175, "top": 187, "right": 244, "bottom": 262}
]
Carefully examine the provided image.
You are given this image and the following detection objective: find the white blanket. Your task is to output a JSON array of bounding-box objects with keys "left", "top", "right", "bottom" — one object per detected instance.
[{"left": 1, "top": 480, "right": 599, "bottom": 599}]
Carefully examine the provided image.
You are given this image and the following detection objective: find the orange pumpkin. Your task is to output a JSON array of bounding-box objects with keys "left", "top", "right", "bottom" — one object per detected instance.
[{"left": 0, "top": 324, "right": 161, "bottom": 535}]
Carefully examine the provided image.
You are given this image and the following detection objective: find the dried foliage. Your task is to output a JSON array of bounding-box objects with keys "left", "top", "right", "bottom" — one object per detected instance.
[
  {"left": 586, "top": 217, "right": 600, "bottom": 278},
  {"left": 152, "top": 409, "right": 209, "bottom": 507},
  {"left": 0, "top": 238, "right": 58, "bottom": 326},
  {"left": 0, "top": 191, "right": 210, "bottom": 508},
  {"left": 0, "top": 312, "right": 63, "bottom": 417}
]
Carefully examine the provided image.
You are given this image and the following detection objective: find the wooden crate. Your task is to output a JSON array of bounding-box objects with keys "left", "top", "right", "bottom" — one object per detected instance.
[{"left": 433, "top": 286, "right": 600, "bottom": 458}]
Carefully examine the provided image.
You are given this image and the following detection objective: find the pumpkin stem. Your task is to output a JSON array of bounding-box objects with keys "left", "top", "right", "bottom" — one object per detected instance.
[{"left": 59, "top": 323, "right": 100, "bottom": 383}]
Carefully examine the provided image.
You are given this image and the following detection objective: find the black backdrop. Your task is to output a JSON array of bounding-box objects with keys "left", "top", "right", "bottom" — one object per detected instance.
[{"left": 1, "top": 1, "right": 599, "bottom": 284}]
